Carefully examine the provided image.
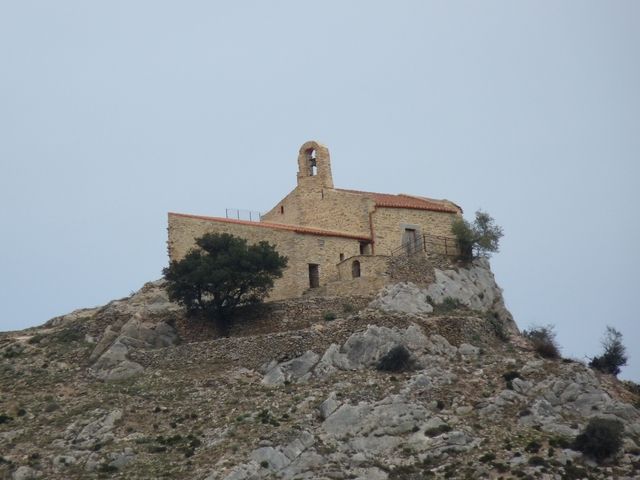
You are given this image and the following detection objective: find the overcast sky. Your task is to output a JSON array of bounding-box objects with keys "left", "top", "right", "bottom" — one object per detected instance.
[{"left": 1, "top": 1, "right": 638, "bottom": 380}]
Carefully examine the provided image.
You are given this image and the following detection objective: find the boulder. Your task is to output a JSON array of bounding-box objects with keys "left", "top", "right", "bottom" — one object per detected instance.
[{"left": 12, "top": 466, "right": 38, "bottom": 480}]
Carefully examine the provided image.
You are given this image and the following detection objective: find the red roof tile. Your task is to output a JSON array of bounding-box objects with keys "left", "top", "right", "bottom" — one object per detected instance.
[
  {"left": 168, "top": 212, "right": 372, "bottom": 241},
  {"left": 336, "top": 189, "right": 461, "bottom": 213}
]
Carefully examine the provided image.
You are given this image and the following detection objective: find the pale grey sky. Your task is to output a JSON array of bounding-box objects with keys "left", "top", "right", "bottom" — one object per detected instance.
[{"left": 1, "top": 1, "right": 638, "bottom": 379}]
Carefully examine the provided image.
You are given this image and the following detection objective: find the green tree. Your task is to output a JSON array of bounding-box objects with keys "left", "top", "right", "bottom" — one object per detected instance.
[
  {"left": 163, "top": 233, "right": 288, "bottom": 333},
  {"left": 451, "top": 210, "right": 503, "bottom": 261},
  {"left": 589, "top": 326, "right": 628, "bottom": 376}
]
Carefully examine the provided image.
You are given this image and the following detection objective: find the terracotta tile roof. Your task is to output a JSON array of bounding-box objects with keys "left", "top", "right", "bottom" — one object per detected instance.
[
  {"left": 168, "top": 212, "right": 372, "bottom": 241},
  {"left": 336, "top": 189, "right": 461, "bottom": 213}
]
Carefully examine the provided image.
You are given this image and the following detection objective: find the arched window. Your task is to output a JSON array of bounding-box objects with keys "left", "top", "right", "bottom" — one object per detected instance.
[
  {"left": 351, "top": 260, "right": 361, "bottom": 278},
  {"left": 305, "top": 148, "right": 317, "bottom": 176}
]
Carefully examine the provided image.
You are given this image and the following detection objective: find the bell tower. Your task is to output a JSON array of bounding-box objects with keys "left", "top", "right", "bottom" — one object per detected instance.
[{"left": 296, "top": 140, "right": 334, "bottom": 189}]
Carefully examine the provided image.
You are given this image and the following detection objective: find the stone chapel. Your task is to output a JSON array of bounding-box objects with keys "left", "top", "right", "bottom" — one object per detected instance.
[{"left": 167, "top": 141, "right": 462, "bottom": 299}]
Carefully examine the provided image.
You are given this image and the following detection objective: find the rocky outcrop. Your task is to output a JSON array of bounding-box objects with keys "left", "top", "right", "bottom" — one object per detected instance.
[
  {"left": 86, "top": 280, "right": 180, "bottom": 381},
  {"left": 368, "top": 282, "right": 434, "bottom": 314},
  {"left": 261, "top": 324, "right": 458, "bottom": 386},
  {"left": 369, "top": 258, "right": 518, "bottom": 334}
]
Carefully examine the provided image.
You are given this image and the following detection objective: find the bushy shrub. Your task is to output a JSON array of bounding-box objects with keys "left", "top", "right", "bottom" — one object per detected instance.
[
  {"left": 452, "top": 210, "right": 503, "bottom": 261},
  {"left": 573, "top": 417, "right": 624, "bottom": 462},
  {"left": 522, "top": 325, "right": 561, "bottom": 359},
  {"left": 589, "top": 326, "right": 627, "bottom": 376},
  {"left": 376, "top": 345, "right": 415, "bottom": 372}
]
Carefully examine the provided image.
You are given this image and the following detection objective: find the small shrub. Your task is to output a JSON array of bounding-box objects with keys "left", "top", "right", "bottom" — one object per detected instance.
[
  {"left": 323, "top": 311, "right": 337, "bottom": 321},
  {"left": 342, "top": 303, "right": 357, "bottom": 314},
  {"left": 528, "top": 456, "right": 547, "bottom": 467},
  {"left": 479, "top": 452, "right": 496, "bottom": 463},
  {"left": 502, "top": 370, "right": 522, "bottom": 390},
  {"left": 376, "top": 345, "right": 415, "bottom": 372},
  {"left": 573, "top": 417, "right": 624, "bottom": 462},
  {"left": 0, "top": 413, "right": 12, "bottom": 424},
  {"left": 589, "top": 326, "right": 627, "bottom": 376},
  {"left": 2, "top": 347, "right": 22, "bottom": 359},
  {"left": 563, "top": 463, "right": 588, "bottom": 480},
  {"left": 486, "top": 312, "right": 509, "bottom": 341},
  {"left": 27, "top": 334, "right": 45, "bottom": 345},
  {"left": 493, "top": 461, "right": 509, "bottom": 473},
  {"left": 260, "top": 460, "right": 269, "bottom": 468},
  {"left": 424, "top": 424, "right": 452, "bottom": 437},
  {"left": 98, "top": 464, "right": 118, "bottom": 473},
  {"left": 549, "top": 436, "right": 571, "bottom": 449},
  {"left": 44, "top": 400, "right": 60, "bottom": 413},
  {"left": 433, "top": 297, "right": 463, "bottom": 314},
  {"left": 53, "top": 327, "right": 84, "bottom": 344},
  {"left": 522, "top": 325, "right": 561, "bottom": 359},
  {"left": 525, "top": 440, "right": 541, "bottom": 453}
]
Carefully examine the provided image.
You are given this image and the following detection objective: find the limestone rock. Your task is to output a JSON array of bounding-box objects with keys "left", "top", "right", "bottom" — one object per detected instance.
[
  {"left": 369, "top": 282, "right": 433, "bottom": 314},
  {"left": 89, "top": 313, "right": 178, "bottom": 382},
  {"left": 262, "top": 350, "right": 320, "bottom": 386},
  {"left": 12, "top": 466, "right": 38, "bottom": 480},
  {"left": 319, "top": 392, "right": 340, "bottom": 420}
]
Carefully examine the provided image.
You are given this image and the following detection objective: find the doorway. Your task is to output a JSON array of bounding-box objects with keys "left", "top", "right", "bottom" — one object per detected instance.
[{"left": 308, "top": 264, "right": 320, "bottom": 288}]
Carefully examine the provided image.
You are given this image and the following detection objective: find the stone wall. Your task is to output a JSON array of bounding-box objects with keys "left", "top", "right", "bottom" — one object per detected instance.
[
  {"left": 371, "top": 207, "right": 459, "bottom": 255},
  {"left": 387, "top": 253, "right": 436, "bottom": 287},
  {"left": 262, "top": 187, "right": 374, "bottom": 238},
  {"left": 336, "top": 254, "right": 389, "bottom": 281},
  {"left": 320, "top": 276, "right": 387, "bottom": 298},
  {"left": 168, "top": 213, "right": 364, "bottom": 300}
]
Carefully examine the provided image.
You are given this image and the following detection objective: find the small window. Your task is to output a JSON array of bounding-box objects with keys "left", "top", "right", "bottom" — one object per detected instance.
[
  {"left": 339, "top": 253, "right": 345, "bottom": 262},
  {"left": 280, "top": 205, "right": 284, "bottom": 214},
  {"left": 359, "top": 241, "right": 371, "bottom": 255}
]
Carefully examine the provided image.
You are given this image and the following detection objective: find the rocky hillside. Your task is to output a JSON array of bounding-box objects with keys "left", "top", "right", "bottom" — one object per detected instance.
[{"left": 1, "top": 260, "right": 639, "bottom": 479}]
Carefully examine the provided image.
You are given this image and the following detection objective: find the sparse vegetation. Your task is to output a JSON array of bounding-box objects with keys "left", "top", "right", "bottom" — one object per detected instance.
[
  {"left": 486, "top": 312, "right": 509, "bottom": 341},
  {"left": 163, "top": 232, "right": 288, "bottom": 334},
  {"left": 451, "top": 210, "right": 503, "bottom": 261},
  {"left": 342, "top": 303, "right": 357, "bottom": 314},
  {"left": 323, "top": 311, "right": 337, "bottom": 321},
  {"left": 376, "top": 345, "right": 415, "bottom": 372},
  {"left": 525, "top": 440, "right": 541, "bottom": 453},
  {"left": 522, "top": 325, "right": 561, "bottom": 359},
  {"left": 573, "top": 418, "right": 624, "bottom": 463},
  {"left": 432, "top": 296, "right": 464, "bottom": 314},
  {"left": 589, "top": 326, "right": 627, "bottom": 376},
  {"left": 479, "top": 452, "right": 496, "bottom": 463}
]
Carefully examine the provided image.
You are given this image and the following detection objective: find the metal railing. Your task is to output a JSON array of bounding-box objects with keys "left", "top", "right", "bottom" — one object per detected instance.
[
  {"left": 225, "top": 208, "right": 263, "bottom": 222},
  {"left": 390, "top": 233, "right": 460, "bottom": 257}
]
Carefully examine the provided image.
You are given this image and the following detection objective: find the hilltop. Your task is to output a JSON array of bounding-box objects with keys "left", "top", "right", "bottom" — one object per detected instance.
[{"left": 1, "top": 259, "right": 639, "bottom": 479}]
